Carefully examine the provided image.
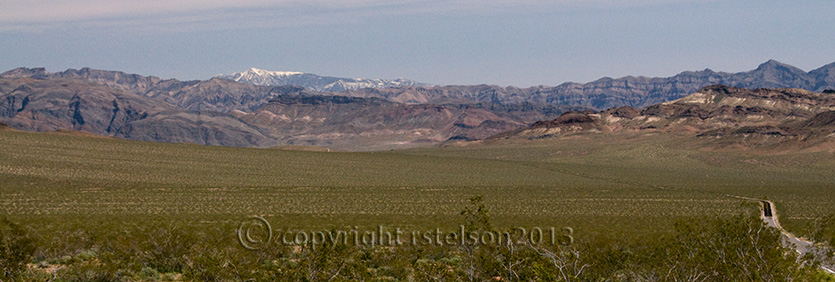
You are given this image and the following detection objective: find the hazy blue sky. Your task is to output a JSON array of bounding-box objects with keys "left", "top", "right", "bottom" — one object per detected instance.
[{"left": 1, "top": 0, "right": 833, "bottom": 86}]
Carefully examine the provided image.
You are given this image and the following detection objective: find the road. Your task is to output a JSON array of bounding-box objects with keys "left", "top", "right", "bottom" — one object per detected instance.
[{"left": 727, "top": 195, "right": 835, "bottom": 275}]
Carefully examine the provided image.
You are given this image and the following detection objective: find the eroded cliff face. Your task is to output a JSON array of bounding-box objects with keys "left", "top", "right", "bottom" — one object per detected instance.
[{"left": 0, "top": 77, "right": 273, "bottom": 147}]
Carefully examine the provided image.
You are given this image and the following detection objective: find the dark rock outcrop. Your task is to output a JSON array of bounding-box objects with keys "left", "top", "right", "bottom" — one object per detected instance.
[{"left": 499, "top": 85, "right": 835, "bottom": 150}]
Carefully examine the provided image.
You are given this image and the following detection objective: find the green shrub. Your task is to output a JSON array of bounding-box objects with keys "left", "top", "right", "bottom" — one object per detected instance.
[
  {"left": 0, "top": 218, "right": 36, "bottom": 280},
  {"left": 54, "top": 261, "right": 131, "bottom": 282},
  {"left": 138, "top": 266, "right": 161, "bottom": 281}
]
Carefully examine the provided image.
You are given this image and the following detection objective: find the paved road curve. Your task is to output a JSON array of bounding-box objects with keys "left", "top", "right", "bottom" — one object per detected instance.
[{"left": 727, "top": 195, "right": 835, "bottom": 275}]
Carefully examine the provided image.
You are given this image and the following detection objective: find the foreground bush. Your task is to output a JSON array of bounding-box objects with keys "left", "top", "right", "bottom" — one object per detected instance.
[
  {"left": 3, "top": 207, "right": 833, "bottom": 281},
  {"left": 0, "top": 218, "right": 36, "bottom": 281}
]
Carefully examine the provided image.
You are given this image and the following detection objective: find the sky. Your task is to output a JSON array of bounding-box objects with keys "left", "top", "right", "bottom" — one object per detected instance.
[{"left": 1, "top": 0, "right": 834, "bottom": 87}]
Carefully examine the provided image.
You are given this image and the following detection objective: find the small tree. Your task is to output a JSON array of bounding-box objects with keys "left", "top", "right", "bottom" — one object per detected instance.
[
  {"left": 460, "top": 195, "right": 492, "bottom": 233},
  {"left": 459, "top": 195, "right": 493, "bottom": 281}
]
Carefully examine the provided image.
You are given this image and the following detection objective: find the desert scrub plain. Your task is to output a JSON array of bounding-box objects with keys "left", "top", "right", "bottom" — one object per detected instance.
[
  {"left": 407, "top": 132, "right": 835, "bottom": 238},
  {"left": 0, "top": 128, "right": 834, "bottom": 281}
]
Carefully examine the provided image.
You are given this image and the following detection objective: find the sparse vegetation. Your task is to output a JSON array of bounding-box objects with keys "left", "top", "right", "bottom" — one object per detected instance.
[{"left": 1, "top": 128, "right": 834, "bottom": 280}]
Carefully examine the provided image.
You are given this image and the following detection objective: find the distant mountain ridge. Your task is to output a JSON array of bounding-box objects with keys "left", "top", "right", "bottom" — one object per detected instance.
[
  {"left": 335, "top": 60, "right": 835, "bottom": 109},
  {"left": 5, "top": 60, "right": 834, "bottom": 113},
  {"left": 217, "top": 68, "right": 430, "bottom": 92},
  {"left": 0, "top": 67, "right": 293, "bottom": 112},
  {"left": 0, "top": 75, "right": 569, "bottom": 150},
  {"left": 2, "top": 60, "right": 835, "bottom": 150}
]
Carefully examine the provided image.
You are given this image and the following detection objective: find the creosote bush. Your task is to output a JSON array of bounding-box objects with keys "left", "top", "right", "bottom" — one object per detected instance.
[{"left": 0, "top": 218, "right": 36, "bottom": 281}]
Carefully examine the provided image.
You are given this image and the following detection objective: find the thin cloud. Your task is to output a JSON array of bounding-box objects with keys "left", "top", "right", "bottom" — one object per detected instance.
[{"left": 0, "top": 0, "right": 715, "bottom": 31}]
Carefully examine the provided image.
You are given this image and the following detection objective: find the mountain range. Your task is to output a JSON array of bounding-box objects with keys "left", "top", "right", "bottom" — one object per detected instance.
[
  {"left": 1, "top": 60, "right": 835, "bottom": 150},
  {"left": 217, "top": 68, "right": 430, "bottom": 92},
  {"left": 0, "top": 74, "right": 569, "bottom": 150},
  {"left": 330, "top": 60, "right": 835, "bottom": 109}
]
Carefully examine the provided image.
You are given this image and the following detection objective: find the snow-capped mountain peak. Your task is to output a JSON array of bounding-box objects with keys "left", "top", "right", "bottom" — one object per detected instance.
[
  {"left": 246, "top": 68, "right": 304, "bottom": 77},
  {"left": 216, "top": 68, "right": 429, "bottom": 92}
]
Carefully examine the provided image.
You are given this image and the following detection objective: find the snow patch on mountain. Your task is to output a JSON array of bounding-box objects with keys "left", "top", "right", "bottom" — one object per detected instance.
[{"left": 217, "top": 68, "right": 430, "bottom": 92}]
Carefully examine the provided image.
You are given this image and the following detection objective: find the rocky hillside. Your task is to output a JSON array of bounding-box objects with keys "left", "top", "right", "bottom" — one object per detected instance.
[
  {"left": 496, "top": 85, "right": 835, "bottom": 151},
  {"left": 226, "top": 88, "right": 576, "bottom": 150},
  {"left": 2, "top": 61, "right": 835, "bottom": 151},
  {"left": 0, "top": 77, "right": 273, "bottom": 147}
]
